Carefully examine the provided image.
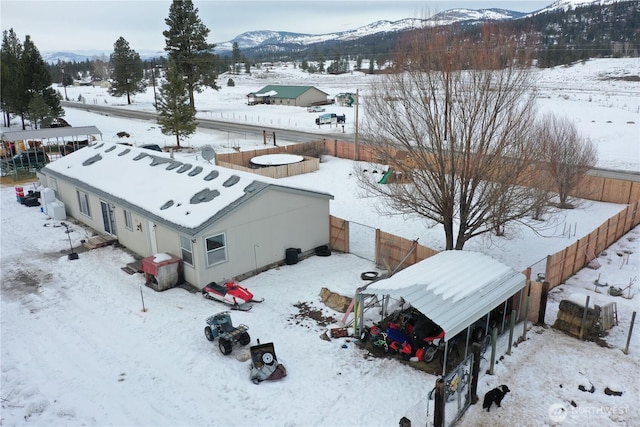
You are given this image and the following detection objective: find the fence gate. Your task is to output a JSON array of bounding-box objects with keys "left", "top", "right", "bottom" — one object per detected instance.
[
  {"left": 443, "top": 354, "right": 473, "bottom": 426},
  {"left": 348, "top": 221, "right": 376, "bottom": 262}
]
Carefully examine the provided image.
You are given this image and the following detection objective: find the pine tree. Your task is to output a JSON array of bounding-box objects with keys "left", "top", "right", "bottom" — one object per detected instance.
[
  {"left": 0, "top": 29, "right": 23, "bottom": 127},
  {"left": 231, "top": 42, "right": 242, "bottom": 74},
  {"left": 163, "top": 0, "right": 218, "bottom": 110},
  {"left": 108, "top": 37, "right": 146, "bottom": 105},
  {"left": 157, "top": 59, "right": 197, "bottom": 148}
]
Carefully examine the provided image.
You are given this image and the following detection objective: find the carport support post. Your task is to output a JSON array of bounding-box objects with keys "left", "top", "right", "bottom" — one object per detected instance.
[
  {"left": 434, "top": 378, "right": 445, "bottom": 427},
  {"left": 507, "top": 310, "right": 516, "bottom": 356},
  {"left": 489, "top": 327, "right": 498, "bottom": 375},
  {"left": 470, "top": 342, "right": 481, "bottom": 404}
]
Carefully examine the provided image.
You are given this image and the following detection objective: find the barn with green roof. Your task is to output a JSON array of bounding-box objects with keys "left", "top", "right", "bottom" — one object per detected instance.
[{"left": 247, "top": 85, "right": 329, "bottom": 107}]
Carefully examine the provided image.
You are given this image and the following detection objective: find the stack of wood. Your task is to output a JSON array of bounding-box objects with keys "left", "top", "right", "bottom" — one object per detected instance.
[{"left": 553, "top": 299, "right": 603, "bottom": 342}]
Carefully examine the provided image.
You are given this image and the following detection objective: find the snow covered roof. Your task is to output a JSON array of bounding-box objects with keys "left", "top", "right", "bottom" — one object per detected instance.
[
  {"left": 1, "top": 126, "right": 102, "bottom": 142},
  {"left": 42, "top": 142, "right": 333, "bottom": 235},
  {"left": 253, "top": 90, "right": 278, "bottom": 97},
  {"left": 250, "top": 85, "right": 329, "bottom": 99},
  {"left": 365, "top": 251, "right": 526, "bottom": 340}
]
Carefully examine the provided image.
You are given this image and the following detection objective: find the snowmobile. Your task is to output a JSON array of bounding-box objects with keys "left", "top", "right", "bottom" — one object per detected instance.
[{"left": 201, "top": 280, "right": 263, "bottom": 311}]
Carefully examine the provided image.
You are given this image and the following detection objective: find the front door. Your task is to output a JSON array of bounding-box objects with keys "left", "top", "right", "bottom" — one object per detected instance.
[{"left": 100, "top": 201, "right": 117, "bottom": 236}]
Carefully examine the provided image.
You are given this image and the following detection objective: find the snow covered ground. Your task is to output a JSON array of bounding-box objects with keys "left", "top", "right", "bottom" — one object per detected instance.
[{"left": 1, "top": 58, "right": 639, "bottom": 426}]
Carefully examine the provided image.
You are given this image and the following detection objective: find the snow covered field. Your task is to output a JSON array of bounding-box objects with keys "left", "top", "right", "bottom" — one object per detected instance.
[{"left": 1, "top": 58, "right": 639, "bottom": 426}]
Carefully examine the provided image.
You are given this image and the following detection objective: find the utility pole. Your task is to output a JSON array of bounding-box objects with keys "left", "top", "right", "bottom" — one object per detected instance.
[
  {"left": 151, "top": 64, "right": 158, "bottom": 109},
  {"left": 354, "top": 89, "right": 359, "bottom": 161},
  {"left": 61, "top": 68, "right": 68, "bottom": 101}
]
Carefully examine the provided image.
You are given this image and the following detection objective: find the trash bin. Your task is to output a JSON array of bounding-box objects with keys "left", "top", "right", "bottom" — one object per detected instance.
[{"left": 285, "top": 248, "right": 299, "bottom": 265}]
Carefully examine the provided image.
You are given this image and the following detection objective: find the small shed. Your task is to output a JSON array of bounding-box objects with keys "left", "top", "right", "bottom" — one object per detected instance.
[
  {"left": 247, "top": 85, "right": 329, "bottom": 107},
  {"left": 362, "top": 250, "right": 526, "bottom": 352}
]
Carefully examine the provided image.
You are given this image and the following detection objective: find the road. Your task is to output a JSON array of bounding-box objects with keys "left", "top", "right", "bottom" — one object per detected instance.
[
  {"left": 61, "top": 101, "right": 638, "bottom": 182},
  {"left": 61, "top": 101, "right": 356, "bottom": 145}
]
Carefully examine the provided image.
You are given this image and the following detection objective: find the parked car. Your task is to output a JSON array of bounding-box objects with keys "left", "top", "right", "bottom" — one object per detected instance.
[
  {"left": 0, "top": 150, "right": 50, "bottom": 173},
  {"left": 315, "top": 113, "right": 346, "bottom": 125},
  {"left": 307, "top": 106, "right": 325, "bottom": 113}
]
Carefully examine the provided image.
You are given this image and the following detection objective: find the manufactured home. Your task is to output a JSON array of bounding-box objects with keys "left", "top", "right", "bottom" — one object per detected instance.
[
  {"left": 247, "top": 85, "right": 329, "bottom": 107},
  {"left": 37, "top": 143, "right": 333, "bottom": 288}
]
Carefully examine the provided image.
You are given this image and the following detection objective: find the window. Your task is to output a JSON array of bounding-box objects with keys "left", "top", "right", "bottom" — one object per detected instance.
[
  {"left": 205, "top": 233, "right": 227, "bottom": 266},
  {"left": 77, "top": 190, "right": 90, "bottom": 217},
  {"left": 180, "top": 236, "right": 194, "bottom": 266},
  {"left": 123, "top": 210, "right": 133, "bottom": 230}
]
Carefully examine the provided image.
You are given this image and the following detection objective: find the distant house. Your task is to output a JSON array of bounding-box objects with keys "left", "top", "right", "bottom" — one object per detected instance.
[
  {"left": 247, "top": 85, "right": 329, "bottom": 107},
  {"left": 37, "top": 143, "right": 334, "bottom": 288}
]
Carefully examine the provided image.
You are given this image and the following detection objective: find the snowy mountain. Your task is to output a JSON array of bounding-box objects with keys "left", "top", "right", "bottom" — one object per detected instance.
[
  {"left": 215, "top": 9, "right": 524, "bottom": 53},
  {"left": 532, "top": 0, "right": 625, "bottom": 14}
]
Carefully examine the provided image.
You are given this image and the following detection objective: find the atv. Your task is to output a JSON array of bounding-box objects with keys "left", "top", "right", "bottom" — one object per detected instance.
[
  {"left": 201, "top": 280, "right": 263, "bottom": 311},
  {"left": 204, "top": 311, "right": 251, "bottom": 355}
]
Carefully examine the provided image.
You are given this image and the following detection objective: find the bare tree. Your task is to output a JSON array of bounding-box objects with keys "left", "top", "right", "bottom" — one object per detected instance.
[
  {"left": 537, "top": 113, "right": 598, "bottom": 208},
  {"left": 356, "top": 26, "right": 557, "bottom": 250}
]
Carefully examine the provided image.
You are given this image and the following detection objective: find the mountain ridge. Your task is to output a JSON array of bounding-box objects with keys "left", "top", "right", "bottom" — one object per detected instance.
[{"left": 41, "top": 0, "right": 628, "bottom": 63}]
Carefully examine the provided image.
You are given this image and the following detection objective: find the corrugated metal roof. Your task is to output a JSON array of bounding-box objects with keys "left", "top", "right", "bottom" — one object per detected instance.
[
  {"left": 1, "top": 126, "right": 102, "bottom": 142},
  {"left": 365, "top": 250, "right": 526, "bottom": 340},
  {"left": 250, "top": 85, "right": 328, "bottom": 99}
]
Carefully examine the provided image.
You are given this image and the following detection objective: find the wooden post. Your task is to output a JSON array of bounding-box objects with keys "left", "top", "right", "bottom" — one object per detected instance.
[
  {"left": 537, "top": 281, "right": 550, "bottom": 325},
  {"left": 507, "top": 309, "right": 516, "bottom": 355},
  {"left": 434, "top": 378, "right": 445, "bottom": 427},
  {"left": 489, "top": 327, "right": 498, "bottom": 375},
  {"left": 624, "top": 311, "right": 636, "bottom": 355},
  {"left": 579, "top": 295, "right": 591, "bottom": 340},
  {"left": 523, "top": 294, "right": 529, "bottom": 341},
  {"left": 470, "top": 342, "right": 481, "bottom": 404}
]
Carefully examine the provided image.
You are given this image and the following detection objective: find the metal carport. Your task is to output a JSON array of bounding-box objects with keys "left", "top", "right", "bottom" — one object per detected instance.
[{"left": 359, "top": 250, "right": 527, "bottom": 372}]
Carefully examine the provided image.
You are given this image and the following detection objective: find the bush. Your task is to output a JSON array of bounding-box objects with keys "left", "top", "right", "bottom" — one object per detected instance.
[{"left": 227, "top": 78, "right": 235, "bottom": 87}]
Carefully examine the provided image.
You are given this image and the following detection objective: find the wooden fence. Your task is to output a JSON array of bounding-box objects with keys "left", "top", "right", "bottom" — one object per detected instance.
[
  {"left": 216, "top": 148, "right": 319, "bottom": 179},
  {"left": 544, "top": 200, "right": 640, "bottom": 288}
]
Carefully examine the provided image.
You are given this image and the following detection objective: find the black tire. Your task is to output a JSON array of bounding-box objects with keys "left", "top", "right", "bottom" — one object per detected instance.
[
  {"left": 204, "top": 326, "right": 214, "bottom": 341},
  {"left": 423, "top": 346, "right": 438, "bottom": 363},
  {"left": 219, "top": 338, "right": 232, "bottom": 355},
  {"left": 239, "top": 332, "right": 251, "bottom": 346},
  {"left": 360, "top": 271, "right": 379, "bottom": 281}
]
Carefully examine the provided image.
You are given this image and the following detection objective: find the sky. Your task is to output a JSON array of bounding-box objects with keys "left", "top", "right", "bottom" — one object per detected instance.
[
  {"left": 0, "top": 0, "right": 552, "bottom": 52},
  {"left": 1, "top": 57, "right": 639, "bottom": 426}
]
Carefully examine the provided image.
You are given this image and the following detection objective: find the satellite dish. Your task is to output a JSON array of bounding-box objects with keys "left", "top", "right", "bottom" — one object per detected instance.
[{"left": 201, "top": 145, "right": 216, "bottom": 163}]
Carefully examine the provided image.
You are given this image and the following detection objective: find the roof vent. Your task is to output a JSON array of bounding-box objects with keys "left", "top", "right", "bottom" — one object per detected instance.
[
  {"left": 190, "top": 188, "right": 220, "bottom": 204},
  {"left": 223, "top": 175, "right": 240, "bottom": 187},
  {"left": 150, "top": 157, "right": 171, "bottom": 167},
  {"left": 118, "top": 148, "right": 131, "bottom": 156},
  {"left": 177, "top": 164, "right": 192, "bottom": 174},
  {"left": 82, "top": 154, "right": 103, "bottom": 166},
  {"left": 166, "top": 161, "right": 182, "bottom": 170},
  {"left": 188, "top": 166, "right": 203, "bottom": 176},
  {"left": 204, "top": 170, "right": 219, "bottom": 181},
  {"left": 160, "top": 200, "right": 174, "bottom": 210}
]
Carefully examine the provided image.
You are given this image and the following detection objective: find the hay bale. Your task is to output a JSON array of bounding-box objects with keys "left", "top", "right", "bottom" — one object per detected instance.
[
  {"left": 319, "top": 287, "right": 353, "bottom": 313},
  {"left": 553, "top": 299, "right": 603, "bottom": 341}
]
